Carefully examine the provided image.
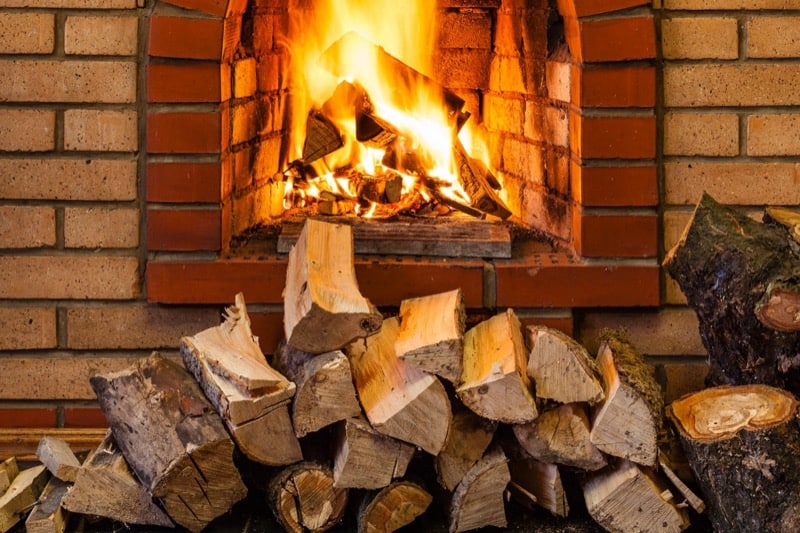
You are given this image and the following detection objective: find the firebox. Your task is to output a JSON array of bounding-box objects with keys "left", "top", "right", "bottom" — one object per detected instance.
[{"left": 145, "top": 0, "right": 659, "bottom": 314}]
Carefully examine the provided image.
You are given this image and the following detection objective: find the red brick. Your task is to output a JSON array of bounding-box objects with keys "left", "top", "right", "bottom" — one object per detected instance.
[
  {"left": 571, "top": 114, "right": 656, "bottom": 160},
  {"left": 0, "top": 408, "right": 56, "bottom": 428},
  {"left": 161, "top": 0, "right": 229, "bottom": 16},
  {"left": 574, "top": 212, "right": 658, "bottom": 258},
  {"left": 571, "top": 164, "right": 658, "bottom": 207},
  {"left": 148, "top": 16, "right": 223, "bottom": 60},
  {"left": 573, "top": 65, "right": 655, "bottom": 108},
  {"left": 249, "top": 312, "right": 285, "bottom": 355},
  {"left": 63, "top": 407, "right": 107, "bottom": 428},
  {"left": 147, "top": 112, "right": 221, "bottom": 154},
  {"left": 147, "top": 259, "right": 287, "bottom": 304},
  {"left": 146, "top": 209, "right": 221, "bottom": 251},
  {"left": 565, "top": 16, "right": 655, "bottom": 63},
  {"left": 494, "top": 254, "right": 660, "bottom": 307},
  {"left": 146, "top": 161, "right": 221, "bottom": 203},
  {"left": 147, "top": 63, "right": 222, "bottom": 103},
  {"left": 557, "top": 0, "right": 649, "bottom": 17}
]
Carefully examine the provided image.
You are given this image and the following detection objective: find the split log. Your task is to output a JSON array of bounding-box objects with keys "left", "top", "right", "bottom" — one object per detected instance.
[
  {"left": 181, "top": 293, "right": 301, "bottom": 465},
  {"left": 0, "top": 458, "right": 17, "bottom": 494},
  {"left": 590, "top": 331, "right": 663, "bottom": 467},
  {"left": 36, "top": 436, "right": 80, "bottom": 482},
  {"left": 668, "top": 384, "right": 800, "bottom": 532},
  {"left": 448, "top": 445, "right": 510, "bottom": 533},
  {"left": 663, "top": 193, "right": 800, "bottom": 392},
  {"left": 583, "top": 460, "right": 688, "bottom": 533},
  {"left": 284, "top": 218, "right": 383, "bottom": 354},
  {"left": 333, "top": 416, "right": 415, "bottom": 489},
  {"left": 25, "top": 476, "right": 70, "bottom": 533},
  {"left": 435, "top": 407, "right": 497, "bottom": 492},
  {"left": 507, "top": 456, "right": 569, "bottom": 518},
  {"left": 457, "top": 309, "right": 538, "bottom": 424},
  {"left": 658, "top": 456, "right": 705, "bottom": 515},
  {"left": 764, "top": 205, "right": 800, "bottom": 245},
  {"left": 273, "top": 343, "right": 361, "bottom": 438},
  {"left": 60, "top": 430, "right": 173, "bottom": 527},
  {"left": 526, "top": 325, "right": 604, "bottom": 404},
  {"left": 90, "top": 352, "right": 247, "bottom": 532},
  {"left": 357, "top": 481, "right": 432, "bottom": 533},
  {"left": 0, "top": 464, "right": 48, "bottom": 533},
  {"left": 268, "top": 462, "right": 348, "bottom": 533},
  {"left": 513, "top": 402, "right": 607, "bottom": 471},
  {"left": 452, "top": 136, "right": 512, "bottom": 220},
  {"left": 394, "top": 288, "right": 465, "bottom": 383},
  {"left": 346, "top": 316, "right": 451, "bottom": 455}
]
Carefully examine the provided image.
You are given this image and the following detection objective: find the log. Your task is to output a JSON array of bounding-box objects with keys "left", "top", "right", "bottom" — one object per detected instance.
[
  {"left": 513, "top": 402, "right": 607, "bottom": 471},
  {"left": 764, "top": 205, "right": 800, "bottom": 245},
  {"left": 181, "top": 293, "right": 302, "bottom": 465},
  {"left": 457, "top": 309, "right": 538, "bottom": 424},
  {"left": 332, "top": 416, "right": 415, "bottom": 489},
  {"left": 507, "top": 456, "right": 569, "bottom": 518},
  {"left": 667, "top": 384, "right": 800, "bottom": 532},
  {"left": 658, "top": 456, "right": 705, "bottom": 515},
  {"left": 394, "top": 288, "right": 465, "bottom": 383},
  {"left": 24, "top": 476, "right": 70, "bottom": 533},
  {"left": 435, "top": 406, "right": 497, "bottom": 492},
  {"left": 448, "top": 445, "right": 510, "bottom": 533},
  {"left": 284, "top": 218, "right": 383, "bottom": 354},
  {"left": 60, "top": 430, "right": 173, "bottom": 527},
  {"left": 0, "top": 464, "right": 48, "bottom": 532},
  {"left": 583, "top": 460, "right": 688, "bottom": 533},
  {"left": 273, "top": 343, "right": 361, "bottom": 438},
  {"left": 90, "top": 352, "right": 247, "bottom": 532},
  {"left": 663, "top": 193, "right": 800, "bottom": 392},
  {"left": 36, "top": 436, "right": 81, "bottom": 482},
  {"left": 590, "top": 331, "right": 663, "bottom": 467},
  {"left": 0, "top": 429, "right": 105, "bottom": 462},
  {"left": 268, "top": 462, "right": 348, "bottom": 533},
  {"left": 452, "top": 136, "right": 512, "bottom": 220},
  {"left": 0, "top": 458, "right": 17, "bottom": 494},
  {"left": 357, "top": 481, "right": 432, "bottom": 533},
  {"left": 526, "top": 325, "right": 604, "bottom": 404},
  {"left": 346, "top": 316, "right": 451, "bottom": 455}
]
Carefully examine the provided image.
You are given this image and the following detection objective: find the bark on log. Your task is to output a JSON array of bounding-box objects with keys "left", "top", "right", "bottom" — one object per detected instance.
[
  {"left": 24, "top": 476, "right": 70, "bottom": 533},
  {"left": 667, "top": 384, "right": 800, "bottom": 532},
  {"left": 448, "top": 445, "right": 510, "bottom": 533},
  {"left": 457, "top": 309, "right": 538, "bottom": 424},
  {"left": 663, "top": 193, "right": 800, "bottom": 392},
  {"left": 0, "top": 464, "right": 47, "bottom": 533},
  {"left": 357, "top": 481, "right": 432, "bottom": 533},
  {"left": 90, "top": 352, "right": 247, "bottom": 532},
  {"left": 36, "top": 436, "right": 80, "bottom": 483},
  {"left": 284, "top": 218, "right": 383, "bottom": 354},
  {"left": 346, "top": 317, "right": 451, "bottom": 455},
  {"left": 435, "top": 407, "right": 497, "bottom": 492},
  {"left": 268, "top": 462, "right": 348, "bottom": 533}
]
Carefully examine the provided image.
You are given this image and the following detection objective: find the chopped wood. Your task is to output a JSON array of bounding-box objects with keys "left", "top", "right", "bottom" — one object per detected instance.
[
  {"left": 0, "top": 429, "right": 105, "bottom": 462},
  {"left": 24, "top": 476, "right": 70, "bottom": 533},
  {"left": 0, "top": 464, "right": 48, "bottom": 533},
  {"left": 590, "top": 331, "right": 663, "bottom": 467},
  {"left": 663, "top": 193, "right": 800, "bottom": 392},
  {"left": 60, "top": 430, "right": 173, "bottom": 528},
  {"left": 764, "top": 205, "right": 800, "bottom": 245},
  {"left": 448, "top": 445, "right": 510, "bottom": 533},
  {"left": 0, "top": 457, "right": 18, "bottom": 494},
  {"left": 181, "top": 293, "right": 301, "bottom": 465},
  {"left": 333, "top": 416, "right": 415, "bottom": 489},
  {"left": 302, "top": 109, "right": 343, "bottom": 165},
  {"left": 658, "top": 455, "right": 705, "bottom": 514},
  {"left": 395, "top": 288, "right": 465, "bottom": 383},
  {"left": 507, "top": 457, "right": 569, "bottom": 518},
  {"left": 357, "top": 481, "right": 432, "bottom": 533},
  {"left": 435, "top": 406, "right": 497, "bottom": 492},
  {"left": 668, "top": 384, "right": 800, "bottom": 532},
  {"left": 36, "top": 436, "right": 81, "bottom": 482},
  {"left": 273, "top": 343, "right": 361, "bottom": 438},
  {"left": 452, "top": 136, "right": 512, "bottom": 220},
  {"left": 755, "top": 280, "right": 800, "bottom": 332},
  {"left": 268, "top": 462, "right": 348, "bottom": 533},
  {"left": 526, "top": 325, "right": 604, "bottom": 404},
  {"left": 347, "top": 316, "right": 451, "bottom": 454},
  {"left": 513, "top": 402, "right": 607, "bottom": 471},
  {"left": 90, "top": 352, "right": 247, "bottom": 532},
  {"left": 583, "top": 460, "right": 688, "bottom": 533},
  {"left": 284, "top": 218, "right": 383, "bottom": 354},
  {"left": 457, "top": 309, "right": 538, "bottom": 424}
]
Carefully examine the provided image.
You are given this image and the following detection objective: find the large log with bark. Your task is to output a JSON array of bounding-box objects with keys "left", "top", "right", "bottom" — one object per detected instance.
[
  {"left": 668, "top": 384, "right": 800, "bottom": 532},
  {"left": 664, "top": 193, "right": 800, "bottom": 393},
  {"left": 90, "top": 352, "right": 247, "bottom": 532}
]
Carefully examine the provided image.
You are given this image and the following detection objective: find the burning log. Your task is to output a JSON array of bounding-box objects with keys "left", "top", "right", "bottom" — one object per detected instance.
[
  {"left": 90, "top": 353, "right": 247, "bottom": 532},
  {"left": 435, "top": 407, "right": 497, "bottom": 492},
  {"left": 394, "top": 288, "right": 465, "bottom": 383},
  {"left": 356, "top": 481, "right": 432, "bottom": 533},
  {"left": 24, "top": 477, "right": 70, "bottom": 533},
  {"left": 36, "top": 436, "right": 80, "bottom": 483},
  {"left": 452, "top": 137, "right": 512, "bottom": 220},
  {"left": 0, "top": 464, "right": 47, "bottom": 533},
  {"left": 457, "top": 309, "right": 538, "bottom": 424},
  {"left": 268, "top": 462, "right": 348, "bottom": 533},
  {"left": 448, "top": 445, "right": 510, "bottom": 533},
  {"left": 668, "top": 384, "right": 800, "bottom": 532},
  {"left": 663, "top": 193, "right": 800, "bottom": 392},
  {"left": 284, "top": 219, "right": 383, "bottom": 354},
  {"left": 303, "top": 110, "right": 344, "bottom": 165},
  {"left": 346, "top": 316, "right": 451, "bottom": 455}
]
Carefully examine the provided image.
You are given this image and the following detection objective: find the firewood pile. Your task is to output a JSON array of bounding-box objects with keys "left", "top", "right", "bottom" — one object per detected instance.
[{"left": 0, "top": 218, "right": 713, "bottom": 533}]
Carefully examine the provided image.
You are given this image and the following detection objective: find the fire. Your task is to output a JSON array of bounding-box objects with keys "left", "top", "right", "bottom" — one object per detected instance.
[{"left": 278, "top": 0, "right": 510, "bottom": 221}]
